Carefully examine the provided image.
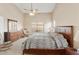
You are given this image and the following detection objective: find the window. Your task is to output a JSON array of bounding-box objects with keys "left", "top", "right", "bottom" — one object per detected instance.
[{"left": 32, "top": 22, "right": 44, "bottom": 32}]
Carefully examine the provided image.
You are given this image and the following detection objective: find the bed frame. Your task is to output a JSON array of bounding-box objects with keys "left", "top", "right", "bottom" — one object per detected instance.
[{"left": 23, "top": 26, "right": 73, "bottom": 55}]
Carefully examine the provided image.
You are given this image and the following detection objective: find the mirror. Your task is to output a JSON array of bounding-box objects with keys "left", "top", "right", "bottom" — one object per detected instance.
[{"left": 8, "top": 19, "right": 17, "bottom": 32}]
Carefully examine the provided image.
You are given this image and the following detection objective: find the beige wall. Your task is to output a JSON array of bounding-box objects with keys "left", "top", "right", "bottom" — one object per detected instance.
[
  {"left": 53, "top": 3, "right": 79, "bottom": 48},
  {"left": 23, "top": 13, "right": 52, "bottom": 32},
  {"left": 0, "top": 3, "right": 24, "bottom": 44},
  {"left": 0, "top": 3, "right": 24, "bottom": 31}
]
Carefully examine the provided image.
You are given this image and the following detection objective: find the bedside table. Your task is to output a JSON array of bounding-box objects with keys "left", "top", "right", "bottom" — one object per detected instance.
[{"left": 65, "top": 48, "right": 79, "bottom": 55}]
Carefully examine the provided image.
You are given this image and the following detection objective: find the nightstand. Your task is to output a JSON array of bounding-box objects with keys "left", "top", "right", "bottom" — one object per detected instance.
[{"left": 65, "top": 48, "right": 79, "bottom": 55}]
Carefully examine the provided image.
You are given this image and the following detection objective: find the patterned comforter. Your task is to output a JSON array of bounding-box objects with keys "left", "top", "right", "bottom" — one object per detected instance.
[{"left": 24, "top": 32, "right": 68, "bottom": 49}]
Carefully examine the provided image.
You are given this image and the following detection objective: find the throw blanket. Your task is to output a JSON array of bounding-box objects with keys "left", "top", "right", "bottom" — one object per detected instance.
[{"left": 24, "top": 32, "right": 68, "bottom": 49}]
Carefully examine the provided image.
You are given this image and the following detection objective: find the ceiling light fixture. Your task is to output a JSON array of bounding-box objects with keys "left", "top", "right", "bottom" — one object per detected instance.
[
  {"left": 29, "top": 3, "right": 35, "bottom": 16},
  {"left": 24, "top": 3, "right": 38, "bottom": 16}
]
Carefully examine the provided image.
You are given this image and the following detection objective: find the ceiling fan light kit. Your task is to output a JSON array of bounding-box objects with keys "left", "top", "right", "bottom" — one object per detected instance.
[
  {"left": 24, "top": 3, "right": 38, "bottom": 16},
  {"left": 29, "top": 12, "right": 35, "bottom": 16},
  {"left": 29, "top": 9, "right": 38, "bottom": 16}
]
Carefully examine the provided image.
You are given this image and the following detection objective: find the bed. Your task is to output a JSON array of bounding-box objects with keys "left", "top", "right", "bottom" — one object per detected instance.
[{"left": 23, "top": 26, "right": 73, "bottom": 55}]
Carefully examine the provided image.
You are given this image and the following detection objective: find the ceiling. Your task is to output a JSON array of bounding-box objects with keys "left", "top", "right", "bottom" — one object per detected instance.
[{"left": 15, "top": 3, "right": 56, "bottom": 13}]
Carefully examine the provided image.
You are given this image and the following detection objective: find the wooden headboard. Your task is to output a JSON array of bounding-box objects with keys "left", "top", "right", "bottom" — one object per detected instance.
[{"left": 55, "top": 26, "right": 73, "bottom": 48}]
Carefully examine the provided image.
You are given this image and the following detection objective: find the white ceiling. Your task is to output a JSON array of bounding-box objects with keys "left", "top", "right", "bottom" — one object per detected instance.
[{"left": 15, "top": 3, "right": 56, "bottom": 13}]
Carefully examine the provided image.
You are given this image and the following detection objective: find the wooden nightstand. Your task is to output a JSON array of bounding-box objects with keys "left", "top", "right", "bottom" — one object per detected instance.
[{"left": 65, "top": 48, "right": 79, "bottom": 55}]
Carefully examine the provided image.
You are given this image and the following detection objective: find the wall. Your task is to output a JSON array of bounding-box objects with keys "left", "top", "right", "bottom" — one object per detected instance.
[
  {"left": 0, "top": 3, "right": 24, "bottom": 31},
  {"left": 0, "top": 3, "right": 24, "bottom": 44},
  {"left": 23, "top": 13, "right": 52, "bottom": 33},
  {"left": 53, "top": 3, "right": 79, "bottom": 48}
]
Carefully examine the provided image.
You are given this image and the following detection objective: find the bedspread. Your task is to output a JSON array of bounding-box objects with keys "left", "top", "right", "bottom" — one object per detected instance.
[{"left": 24, "top": 32, "right": 68, "bottom": 49}]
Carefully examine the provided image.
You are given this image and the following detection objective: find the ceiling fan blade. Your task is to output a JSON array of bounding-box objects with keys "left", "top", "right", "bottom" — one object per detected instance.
[{"left": 24, "top": 9, "right": 31, "bottom": 11}]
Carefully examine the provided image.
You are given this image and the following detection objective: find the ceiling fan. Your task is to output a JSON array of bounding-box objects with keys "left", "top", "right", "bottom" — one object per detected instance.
[{"left": 24, "top": 3, "right": 39, "bottom": 16}]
